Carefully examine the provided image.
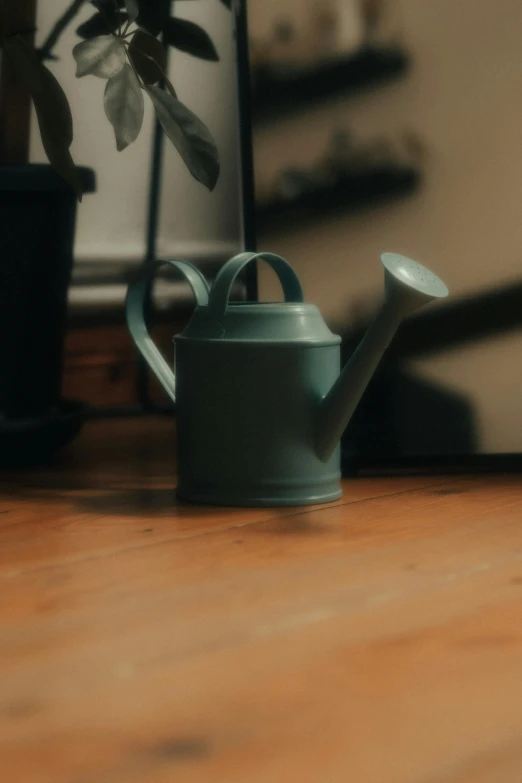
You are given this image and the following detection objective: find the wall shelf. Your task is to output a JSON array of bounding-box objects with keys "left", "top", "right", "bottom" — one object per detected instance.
[
  {"left": 251, "top": 46, "right": 409, "bottom": 122},
  {"left": 256, "top": 165, "right": 421, "bottom": 234}
]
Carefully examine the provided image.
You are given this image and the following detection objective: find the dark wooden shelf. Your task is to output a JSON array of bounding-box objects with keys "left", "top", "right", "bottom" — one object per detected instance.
[
  {"left": 344, "top": 278, "right": 522, "bottom": 360},
  {"left": 256, "top": 165, "right": 421, "bottom": 234},
  {"left": 251, "top": 46, "right": 409, "bottom": 122}
]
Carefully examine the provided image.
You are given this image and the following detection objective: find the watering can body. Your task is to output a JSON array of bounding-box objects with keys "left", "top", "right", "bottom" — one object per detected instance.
[
  {"left": 126, "top": 251, "right": 448, "bottom": 507},
  {"left": 176, "top": 317, "right": 342, "bottom": 506}
]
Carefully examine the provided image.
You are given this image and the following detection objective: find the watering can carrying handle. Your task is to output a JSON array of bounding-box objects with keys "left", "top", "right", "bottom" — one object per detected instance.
[
  {"left": 207, "top": 251, "right": 304, "bottom": 319},
  {"left": 125, "top": 259, "right": 210, "bottom": 404}
]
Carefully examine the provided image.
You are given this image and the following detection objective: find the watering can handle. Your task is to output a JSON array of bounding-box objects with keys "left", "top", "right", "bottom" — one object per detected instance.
[
  {"left": 207, "top": 251, "right": 304, "bottom": 319},
  {"left": 125, "top": 259, "right": 210, "bottom": 404}
]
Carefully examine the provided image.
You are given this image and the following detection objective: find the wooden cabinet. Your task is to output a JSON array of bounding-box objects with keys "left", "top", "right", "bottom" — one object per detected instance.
[{"left": 63, "top": 320, "right": 186, "bottom": 409}]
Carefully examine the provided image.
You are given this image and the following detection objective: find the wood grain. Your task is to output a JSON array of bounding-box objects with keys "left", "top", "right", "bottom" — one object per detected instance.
[{"left": 1, "top": 417, "right": 522, "bottom": 782}]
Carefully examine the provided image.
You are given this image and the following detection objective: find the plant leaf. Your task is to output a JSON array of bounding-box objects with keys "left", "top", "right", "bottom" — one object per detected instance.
[
  {"left": 4, "top": 37, "right": 83, "bottom": 200},
  {"left": 164, "top": 77, "right": 177, "bottom": 98},
  {"left": 73, "top": 36, "right": 126, "bottom": 78},
  {"left": 128, "top": 29, "right": 166, "bottom": 85},
  {"left": 164, "top": 18, "right": 219, "bottom": 61},
  {"left": 5, "top": 41, "right": 74, "bottom": 144},
  {"left": 104, "top": 63, "right": 144, "bottom": 151},
  {"left": 137, "top": 0, "right": 170, "bottom": 36},
  {"left": 91, "top": 0, "right": 126, "bottom": 8},
  {"left": 146, "top": 86, "right": 219, "bottom": 191},
  {"left": 76, "top": 11, "right": 128, "bottom": 39},
  {"left": 124, "top": 0, "right": 139, "bottom": 22}
]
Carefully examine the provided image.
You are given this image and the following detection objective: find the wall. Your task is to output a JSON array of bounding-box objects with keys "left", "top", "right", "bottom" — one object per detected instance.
[{"left": 252, "top": 0, "right": 522, "bottom": 452}]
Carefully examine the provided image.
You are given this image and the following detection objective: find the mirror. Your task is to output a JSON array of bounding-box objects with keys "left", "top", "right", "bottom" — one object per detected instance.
[{"left": 247, "top": 0, "right": 522, "bottom": 466}]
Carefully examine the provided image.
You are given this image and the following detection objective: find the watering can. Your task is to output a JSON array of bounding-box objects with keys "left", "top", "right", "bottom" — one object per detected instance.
[{"left": 126, "top": 251, "right": 448, "bottom": 507}]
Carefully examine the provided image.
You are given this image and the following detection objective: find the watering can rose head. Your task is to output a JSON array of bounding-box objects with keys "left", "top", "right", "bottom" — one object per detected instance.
[{"left": 0, "top": 0, "right": 230, "bottom": 199}]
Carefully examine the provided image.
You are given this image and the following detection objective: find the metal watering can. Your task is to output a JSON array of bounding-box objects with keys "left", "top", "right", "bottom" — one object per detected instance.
[{"left": 126, "top": 251, "right": 448, "bottom": 507}]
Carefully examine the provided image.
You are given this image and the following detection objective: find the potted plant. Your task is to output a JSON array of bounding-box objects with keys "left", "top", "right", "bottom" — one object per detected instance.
[{"left": 0, "top": 0, "right": 229, "bottom": 464}]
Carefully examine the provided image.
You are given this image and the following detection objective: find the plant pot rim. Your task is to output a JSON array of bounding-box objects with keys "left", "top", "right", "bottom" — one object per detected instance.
[{"left": 0, "top": 163, "right": 96, "bottom": 193}]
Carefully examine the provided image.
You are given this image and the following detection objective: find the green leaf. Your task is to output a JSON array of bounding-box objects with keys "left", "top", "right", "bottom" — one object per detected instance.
[
  {"left": 4, "top": 37, "right": 83, "bottom": 200},
  {"left": 164, "top": 77, "right": 177, "bottom": 98},
  {"left": 76, "top": 11, "right": 127, "bottom": 39},
  {"left": 73, "top": 35, "right": 126, "bottom": 78},
  {"left": 164, "top": 18, "right": 219, "bottom": 61},
  {"left": 104, "top": 63, "right": 144, "bottom": 151},
  {"left": 146, "top": 86, "right": 220, "bottom": 191},
  {"left": 124, "top": 0, "right": 139, "bottom": 22},
  {"left": 137, "top": 0, "right": 170, "bottom": 36},
  {"left": 91, "top": 0, "right": 126, "bottom": 8},
  {"left": 128, "top": 29, "right": 166, "bottom": 85}
]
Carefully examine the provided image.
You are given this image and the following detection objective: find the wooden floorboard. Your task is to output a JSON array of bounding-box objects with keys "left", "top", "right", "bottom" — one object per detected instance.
[{"left": 1, "top": 418, "right": 522, "bottom": 782}]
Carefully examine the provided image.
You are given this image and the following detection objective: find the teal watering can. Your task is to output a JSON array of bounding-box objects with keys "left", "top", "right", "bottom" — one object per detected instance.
[{"left": 126, "top": 252, "right": 448, "bottom": 507}]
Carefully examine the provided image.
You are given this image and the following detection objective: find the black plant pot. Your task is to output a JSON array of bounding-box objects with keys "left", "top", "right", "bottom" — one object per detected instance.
[{"left": 0, "top": 164, "right": 95, "bottom": 463}]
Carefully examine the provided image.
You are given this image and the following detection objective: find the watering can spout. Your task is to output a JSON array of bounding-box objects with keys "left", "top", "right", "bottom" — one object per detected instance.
[{"left": 315, "top": 253, "right": 449, "bottom": 463}]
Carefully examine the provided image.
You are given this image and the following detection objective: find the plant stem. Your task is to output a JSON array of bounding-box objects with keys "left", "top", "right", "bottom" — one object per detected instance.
[
  {"left": 124, "top": 38, "right": 176, "bottom": 96},
  {"left": 38, "top": 0, "right": 88, "bottom": 60},
  {"left": 114, "top": 0, "right": 122, "bottom": 36},
  {"left": 124, "top": 41, "right": 145, "bottom": 88}
]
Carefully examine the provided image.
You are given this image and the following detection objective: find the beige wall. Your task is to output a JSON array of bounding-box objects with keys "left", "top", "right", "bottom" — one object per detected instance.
[{"left": 251, "top": 0, "right": 522, "bottom": 452}]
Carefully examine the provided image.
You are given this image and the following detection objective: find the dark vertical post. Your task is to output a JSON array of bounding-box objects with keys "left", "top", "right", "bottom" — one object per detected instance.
[
  {"left": 235, "top": 0, "right": 258, "bottom": 300},
  {"left": 136, "top": 0, "right": 171, "bottom": 409}
]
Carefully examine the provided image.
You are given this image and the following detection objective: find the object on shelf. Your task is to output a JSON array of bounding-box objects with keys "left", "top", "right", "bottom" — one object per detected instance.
[
  {"left": 360, "top": 0, "right": 387, "bottom": 48},
  {"left": 257, "top": 166, "right": 420, "bottom": 233},
  {"left": 256, "top": 128, "right": 423, "bottom": 232},
  {"left": 322, "top": 126, "right": 426, "bottom": 175},
  {"left": 308, "top": 0, "right": 363, "bottom": 61},
  {"left": 251, "top": 46, "right": 409, "bottom": 121},
  {"left": 249, "top": 0, "right": 396, "bottom": 71}
]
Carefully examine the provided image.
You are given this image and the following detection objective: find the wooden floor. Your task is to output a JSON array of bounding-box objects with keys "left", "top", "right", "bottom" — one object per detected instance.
[{"left": 1, "top": 417, "right": 522, "bottom": 783}]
